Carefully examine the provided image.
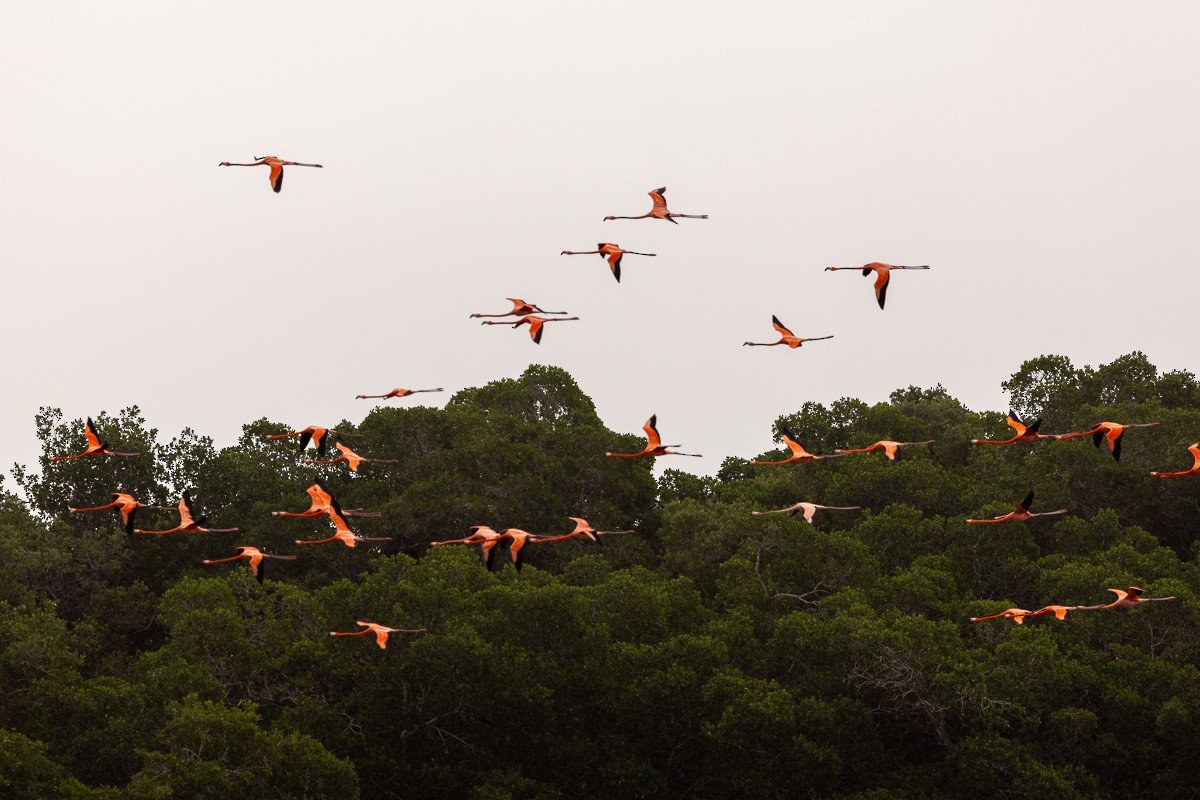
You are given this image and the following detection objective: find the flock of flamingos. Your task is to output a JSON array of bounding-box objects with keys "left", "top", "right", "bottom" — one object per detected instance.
[{"left": 49, "top": 158, "right": 1197, "bottom": 647}]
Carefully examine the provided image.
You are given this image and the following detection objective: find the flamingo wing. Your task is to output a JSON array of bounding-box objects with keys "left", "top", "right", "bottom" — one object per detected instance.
[
  {"left": 1016, "top": 492, "right": 1034, "bottom": 513},
  {"left": 780, "top": 429, "right": 809, "bottom": 458},
  {"left": 269, "top": 162, "right": 283, "bottom": 193},
  {"left": 1107, "top": 427, "right": 1124, "bottom": 461},
  {"left": 643, "top": 416, "right": 662, "bottom": 449},
  {"left": 178, "top": 491, "right": 197, "bottom": 526},
  {"left": 249, "top": 553, "right": 265, "bottom": 583},
  {"left": 606, "top": 250, "right": 623, "bottom": 282},
  {"left": 771, "top": 315, "right": 795, "bottom": 339},
  {"left": 529, "top": 317, "right": 545, "bottom": 344},
  {"left": 872, "top": 268, "right": 890, "bottom": 309},
  {"left": 1005, "top": 413, "right": 1028, "bottom": 437},
  {"left": 649, "top": 187, "right": 668, "bottom": 213},
  {"left": 1189, "top": 444, "right": 1200, "bottom": 470}
]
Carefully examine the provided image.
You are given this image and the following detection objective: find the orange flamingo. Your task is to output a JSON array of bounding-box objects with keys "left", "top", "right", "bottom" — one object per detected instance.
[
  {"left": 495, "top": 528, "right": 574, "bottom": 572},
  {"left": 203, "top": 546, "right": 296, "bottom": 584},
  {"left": 966, "top": 492, "right": 1067, "bottom": 524},
  {"left": 272, "top": 478, "right": 381, "bottom": 518},
  {"left": 751, "top": 502, "right": 861, "bottom": 524},
  {"left": 603, "top": 187, "right": 708, "bottom": 223},
  {"left": 835, "top": 440, "right": 935, "bottom": 461},
  {"left": 1055, "top": 421, "right": 1161, "bottom": 462},
  {"left": 218, "top": 156, "right": 322, "bottom": 193},
  {"left": 266, "top": 426, "right": 362, "bottom": 458},
  {"left": 750, "top": 429, "right": 849, "bottom": 465},
  {"left": 971, "top": 411, "right": 1065, "bottom": 446},
  {"left": 50, "top": 417, "right": 139, "bottom": 461},
  {"left": 556, "top": 516, "right": 636, "bottom": 544},
  {"left": 431, "top": 526, "right": 504, "bottom": 570},
  {"left": 607, "top": 415, "right": 701, "bottom": 459},
  {"left": 134, "top": 490, "right": 239, "bottom": 535},
  {"left": 560, "top": 243, "right": 656, "bottom": 283},
  {"left": 743, "top": 316, "right": 833, "bottom": 348},
  {"left": 825, "top": 262, "right": 929, "bottom": 309},
  {"left": 330, "top": 621, "right": 426, "bottom": 649},
  {"left": 70, "top": 492, "right": 171, "bottom": 534},
  {"left": 295, "top": 498, "right": 389, "bottom": 548},
  {"left": 356, "top": 387, "right": 443, "bottom": 400},
  {"left": 1151, "top": 443, "right": 1200, "bottom": 477},
  {"left": 1075, "top": 586, "right": 1177, "bottom": 611},
  {"left": 469, "top": 298, "right": 568, "bottom": 319},
  {"left": 480, "top": 314, "right": 579, "bottom": 344},
  {"left": 303, "top": 441, "right": 399, "bottom": 473},
  {"left": 969, "top": 604, "right": 1081, "bottom": 624}
]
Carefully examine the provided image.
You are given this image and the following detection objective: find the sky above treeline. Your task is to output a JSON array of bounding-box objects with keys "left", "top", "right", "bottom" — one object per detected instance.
[{"left": 2, "top": 2, "right": 1198, "bottom": 478}]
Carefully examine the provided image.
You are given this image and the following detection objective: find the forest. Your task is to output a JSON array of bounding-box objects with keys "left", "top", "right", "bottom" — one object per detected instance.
[{"left": 2, "top": 352, "right": 1198, "bottom": 799}]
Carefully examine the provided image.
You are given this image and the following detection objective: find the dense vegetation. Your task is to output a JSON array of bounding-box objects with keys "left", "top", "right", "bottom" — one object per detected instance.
[{"left": 2, "top": 354, "right": 1198, "bottom": 799}]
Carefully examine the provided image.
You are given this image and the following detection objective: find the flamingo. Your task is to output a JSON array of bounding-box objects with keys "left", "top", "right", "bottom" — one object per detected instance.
[
  {"left": 1055, "top": 421, "right": 1161, "bottom": 462},
  {"left": 743, "top": 316, "right": 833, "bottom": 348},
  {"left": 750, "top": 429, "right": 849, "bottom": 465},
  {"left": 134, "top": 490, "right": 240, "bottom": 535},
  {"left": 555, "top": 517, "right": 636, "bottom": 544},
  {"left": 968, "top": 608, "right": 1034, "bottom": 624},
  {"left": 560, "top": 243, "right": 656, "bottom": 283},
  {"left": 218, "top": 156, "right": 322, "bottom": 193},
  {"left": 835, "top": 440, "right": 935, "bottom": 461},
  {"left": 1151, "top": 443, "right": 1200, "bottom": 478},
  {"left": 303, "top": 441, "right": 399, "bottom": 474},
  {"left": 469, "top": 298, "right": 568, "bottom": 319},
  {"left": 295, "top": 498, "right": 389, "bottom": 548},
  {"left": 825, "top": 262, "right": 929, "bottom": 309},
  {"left": 966, "top": 492, "right": 1068, "bottom": 524},
  {"left": 606, "top": 415, "right": 701, "bottom": 458},
  {"left": 203, "top": 546, "right": 297, "bottom": 584},
  {"left": 751, "top": 502, "right": 861, "bottom": 524},
  {"left": 356, "top": 387, "right": 444, "bottom": 400},
  {"left": 495, "top": 528, "right": 573, "bottom": 572},
  {"left": 271, "top": 478, "right": 381, "bottom": 518},
  {"left": 50, "top": 417, "right": 139, "bottom": 461},
  {"left": 431, "top": 526, "right": 504, "bottom": 570},
  {"left": 971, "top": 411, "right": 1065, "bottom": 446},
  {"left": 266, "top": 426, "right": 362, "bottom": 458},
  {"left": 70, "top": 493, "right": 171, "bottom": 534},
  {"left": 480, "top": 314, "right": 579, "bottom": 344},
  {"left": 1074, "top": 586, "right": 1177, "bottom": 611},
  {"left": 330, "top": 621, "right": 426, "bottom": 649},
  {"left": 603, "top": 187, "right": 708, "bottom": 223}
]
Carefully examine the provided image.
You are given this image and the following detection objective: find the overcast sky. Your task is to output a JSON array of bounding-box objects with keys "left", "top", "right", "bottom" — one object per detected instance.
[{"left": 2, "top": 2, "right": 1198, "bottom": 480}]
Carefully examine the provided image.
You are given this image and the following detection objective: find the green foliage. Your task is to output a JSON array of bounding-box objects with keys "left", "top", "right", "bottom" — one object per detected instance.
[{"left": 3, "top": 355, "right": 1200, "bottom": 798}]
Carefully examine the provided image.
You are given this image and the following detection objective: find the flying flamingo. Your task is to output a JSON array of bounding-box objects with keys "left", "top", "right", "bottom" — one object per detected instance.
[
  {"left": 330, "top": 621, "right": 426, "bottom": 649},
  {"left": 70, "top": 493, "right": 171, "bottom": 535},
  {"left": 555, "top": 517, "right": 637, "bottom": 544},
  {"left": 1055, "top": 421, "right": 1161, "bottom": 462},
  {"left": 966, "top": 492, "right": 1067, "bottom": 524},
  {"left": 969, "top": 604, "right": 1081, "bottom": 624},
  {"left": 203, "top": 546, "right": 297, "bottom": 584},
  {"left": 750, "top": 429, "right": 849, "bottom": 465},
  {"left": 356, "top": 387, "right": 443, "bottom": 400},
  {"left": 743, "top": 316, "right": 833, "bottom": 348},
  {"left": 560, "top": 243, "right": 656, "bottom": 283},
  {"left": 824, "top": 262, "right": 929, "bottom": 309},
  {"left": 971, "top": 411, "right": 1065, "bottom": 446},
  {"left": 431, "top": 526, "right": 504, "bottom": 570},
  {"left": 295, "top": 499, "right": 389, "bottom": 548},
  {"left": 271, "top": 479, "right": 381, "bottom": 518},
  {"left": 835, "top": 440, "right": 935, "bottom": 461},
  {"left": 606, "top": 415, "right": 701, "bottom": 459},
  {"left": 218, "top": 156, "right": 322, "bottom": 193},
  {"left": 495, "top": 528, "right": 574, "bottom": 572},
  {"left": 603, "top": 187, "right": 708, "bottom": 223},
  {"left": 50, "top": 417, "right": 140, "bottom": 461},
  {"left": 751, "top": 502, "right": 861, "bottom": 524},
  {"left": 1074, "top": 586, "right": 1177, "bottom": 611},
  {"left": 134, "top": 490, "right": 240, "bottom": 535},
  {"left": 469, "top": 298, "right": 568, "bottom": 319},
  {"left": 266, "top": 426, "right": 362, "bottom": 458},
  {"left": 480, "top": 314, "right": 579, "bottom": 344},
  {"left": 1151, "top": 443, "right": 1200, "bottom": 477},
  {"left": 303, "top": 441, "right": 399, "bottom": 474}
]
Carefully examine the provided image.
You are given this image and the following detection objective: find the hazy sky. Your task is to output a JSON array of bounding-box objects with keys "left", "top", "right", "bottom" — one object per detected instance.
[{"left": 3, "top": 2, "right": 1198, "bottom": 480}]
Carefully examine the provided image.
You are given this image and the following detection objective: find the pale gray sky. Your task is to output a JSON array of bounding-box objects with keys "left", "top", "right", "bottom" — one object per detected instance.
[{"left": 3, "top": 2, "right": 1198, "bottom": 479}]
